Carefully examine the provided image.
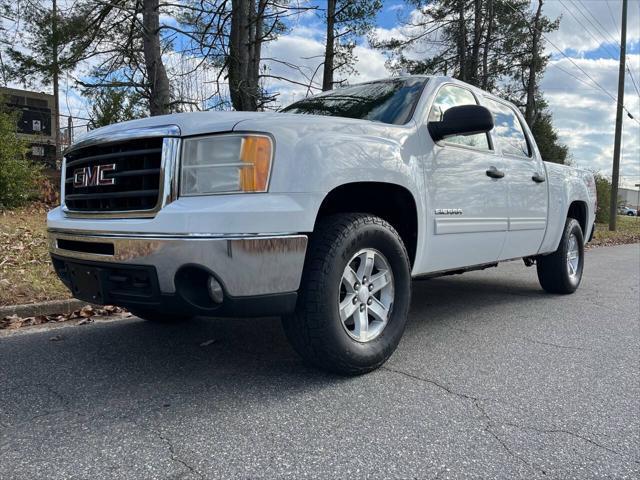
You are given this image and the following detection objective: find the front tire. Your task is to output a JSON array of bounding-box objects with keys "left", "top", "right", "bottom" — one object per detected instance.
[
  {"left": 536, "top": 217, "right": 584, "bottom": 294},
  {"left": 282, "top": 213, "right": 411, "bottom": 375}
]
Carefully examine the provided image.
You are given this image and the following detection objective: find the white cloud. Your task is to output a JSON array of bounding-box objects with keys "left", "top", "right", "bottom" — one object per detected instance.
[
  {"left": 543, "top": 0, "right": 640, "bottom": 55},
  {"left": 261, "top": 24, "right": 390, "bottom": 107},
  {"left": 387, "top": 4, "right": 405, "bottom": 13},
  {"left": 542, "top": 55, "right": 640, "bottom": 187}
]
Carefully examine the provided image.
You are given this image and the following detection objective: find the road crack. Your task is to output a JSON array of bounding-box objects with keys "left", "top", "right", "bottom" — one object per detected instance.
[
  {"left": 130, "top": 421, "right": 204, "bottom": 479},
  {"left": 384, "top": 366, "right": 547, "bottom": 476},
  {"left": 384, "top": 366, "right": 640, "bottom": 470},
  {"left": 501, "top": 422, "right": 640, "bottom": 464}
]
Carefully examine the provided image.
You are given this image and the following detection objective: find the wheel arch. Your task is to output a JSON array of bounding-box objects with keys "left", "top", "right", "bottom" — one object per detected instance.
[
  {"left": 313, "top": 182, "right": 420, "bottom": 267},
  {"left": 567, "top": 200, "right": 588, "bottom": 234}
]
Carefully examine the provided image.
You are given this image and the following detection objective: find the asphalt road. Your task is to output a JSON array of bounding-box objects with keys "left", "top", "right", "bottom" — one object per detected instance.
[{"left": 1, "top": 244, "right": 638, "bottom": 479}]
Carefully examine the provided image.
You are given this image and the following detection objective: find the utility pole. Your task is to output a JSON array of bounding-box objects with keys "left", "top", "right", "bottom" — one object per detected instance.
[{"left": 609, "top": 0, "right": 627, "bottom": 231}]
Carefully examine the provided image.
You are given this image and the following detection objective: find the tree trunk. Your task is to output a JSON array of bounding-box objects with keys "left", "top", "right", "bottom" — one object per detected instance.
[
  {"left": 229, "top": 0, "right": 262, "bottom": 111},
  {"left": 481, "top": 0, "right": 493, "bottom": 90},
  {"left": 322, "top": 0, "right": 336, "bottom": 91},
  {"left": 142, "top": 0, "right": 171, "bottom": 116},
  {"left": 525, "top": 0, "right": 543, "bottom": 126},
  {"left": 468, "top": 0, "right": 483, "bottom": 86},
  {"left": 456, "top": 0, "right": 468, "bottom": 81}
]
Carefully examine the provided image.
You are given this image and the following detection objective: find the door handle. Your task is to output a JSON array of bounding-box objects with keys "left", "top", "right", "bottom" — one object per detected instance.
[
  {"left": 532, "top": 173, "right": 546, "bottom": 183},
  {"left": 486, "top": 166, "right": 505, "bottom": 179}
]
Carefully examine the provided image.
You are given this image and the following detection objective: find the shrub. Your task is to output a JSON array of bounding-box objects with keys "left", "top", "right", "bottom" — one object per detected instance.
[
  {"left": 0, "top": 109, "right": 41, "bottom": 209},
  {"left": 593, "top": 172, "right": 611, "bottom": 224}
]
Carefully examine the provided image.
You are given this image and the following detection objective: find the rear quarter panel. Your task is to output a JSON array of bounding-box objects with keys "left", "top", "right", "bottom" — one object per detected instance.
[{"left": 540, "top": 162, "right": 596, "bottom": 253}]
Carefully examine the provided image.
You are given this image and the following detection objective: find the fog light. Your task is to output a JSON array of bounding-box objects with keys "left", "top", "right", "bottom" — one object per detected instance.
[{"left": 207, "top": 276, "right": 224, "bottom": 304}]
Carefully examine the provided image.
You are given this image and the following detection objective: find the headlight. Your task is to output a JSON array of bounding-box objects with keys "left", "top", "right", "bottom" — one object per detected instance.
[{"left": 180, "top": 134, "right": 272, "bottom": 195}]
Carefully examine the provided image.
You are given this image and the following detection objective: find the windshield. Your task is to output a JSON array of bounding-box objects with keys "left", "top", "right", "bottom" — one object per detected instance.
[{"left": 281, "top": 78, "right": 428, "bottom": 125}]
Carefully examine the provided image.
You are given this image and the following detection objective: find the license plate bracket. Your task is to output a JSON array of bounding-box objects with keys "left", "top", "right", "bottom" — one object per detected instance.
[{"left": 67, "top": 263, "right": 104, "bottom": 303}]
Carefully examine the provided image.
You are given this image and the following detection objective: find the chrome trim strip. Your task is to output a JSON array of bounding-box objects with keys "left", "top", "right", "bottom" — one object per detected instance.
[
  {"left": 49, "top": 231, "right": 308, "bottom": 296},
  {"left": 62, "top": 134, "right": 182, "bottom": 219},
  {"left": 434, "top": 217, "right": 509, "bottom": 235},
  {"left": 65, "top": 125, "right": 181, "bottom": 154},
  {"left": 47, "top": 228, "right": 301, "bottom": 239},
  {"left": 508, "top": 217, "right": 547, "bottom": 231}
]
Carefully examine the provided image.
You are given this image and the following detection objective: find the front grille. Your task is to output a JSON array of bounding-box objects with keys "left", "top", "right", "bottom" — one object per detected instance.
[{"left": 64, "top": 138, "right": 163, "bottom": 212}]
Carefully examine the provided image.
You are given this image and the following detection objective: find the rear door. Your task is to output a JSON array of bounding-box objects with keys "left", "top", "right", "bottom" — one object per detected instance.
[
  {"left": 482, "top": 97, "right": 548, "bottom": 259},
  {"left": 422, "top": 84, "right": 509, "bottom": 272}
]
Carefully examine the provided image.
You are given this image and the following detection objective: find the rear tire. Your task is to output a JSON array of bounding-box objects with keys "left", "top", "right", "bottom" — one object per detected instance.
[
  {"left": 282, "top": 213, "right": 411, "bottom": 375},
  {"left": 130, "top": 309, "right": 193, "bottom": 323},
  {"left": 536, "top": 217, "right": 584, "bottom": 294}
]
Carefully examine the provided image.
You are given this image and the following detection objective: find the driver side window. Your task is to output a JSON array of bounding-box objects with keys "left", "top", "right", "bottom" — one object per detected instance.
[{"left": 429, "top": 85, "right": 490, "bottom": 150}]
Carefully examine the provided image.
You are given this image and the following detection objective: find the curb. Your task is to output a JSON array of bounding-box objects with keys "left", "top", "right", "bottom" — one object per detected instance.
[{"left": 0, "top": 299, "right": 90, "bottom": 318}]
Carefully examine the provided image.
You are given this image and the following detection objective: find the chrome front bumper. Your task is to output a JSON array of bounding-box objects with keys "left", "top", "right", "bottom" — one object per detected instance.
[{"left": 48, "top": 230, "right": 308, "bottom": 297}]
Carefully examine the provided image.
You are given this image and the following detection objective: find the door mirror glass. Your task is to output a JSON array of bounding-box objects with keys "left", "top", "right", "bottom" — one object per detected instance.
[{"left": 428, "top": 104, "right": 494, "bottom": 142}]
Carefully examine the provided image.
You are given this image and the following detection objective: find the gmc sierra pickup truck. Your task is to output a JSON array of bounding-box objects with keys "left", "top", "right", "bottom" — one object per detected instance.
[{"left": 48, "top": 76, "right": 596, "bottom": 374}]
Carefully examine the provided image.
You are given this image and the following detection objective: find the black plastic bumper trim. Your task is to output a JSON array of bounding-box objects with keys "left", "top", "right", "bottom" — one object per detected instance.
[{"left": 51, "top": 255, "right": 298, "bottom": 317}]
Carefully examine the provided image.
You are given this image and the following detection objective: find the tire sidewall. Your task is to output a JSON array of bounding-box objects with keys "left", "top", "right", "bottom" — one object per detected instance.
[{"left": 316, "top": 220, "right": 411, "bottom": 369}]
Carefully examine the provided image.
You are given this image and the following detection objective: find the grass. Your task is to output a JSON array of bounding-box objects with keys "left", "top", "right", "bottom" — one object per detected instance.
[
  {"left": 0, "top": 203, "right": 71, "bottom": 306},
  {"left": 591, "top": 214, "right": 640, "bottom": 247},
  {"left": 0, "top": 203, "right": 638, "bottom": 307}
]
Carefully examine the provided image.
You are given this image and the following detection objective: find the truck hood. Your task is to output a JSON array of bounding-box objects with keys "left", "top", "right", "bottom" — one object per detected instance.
[{"left": 70, "top": 110, "right": 396, "bottom": 149}]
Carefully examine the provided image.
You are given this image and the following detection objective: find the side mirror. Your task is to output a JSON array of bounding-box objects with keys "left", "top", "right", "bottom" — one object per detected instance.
[{"left": 428, "top": 105, "right": 494, "bottom": 142}]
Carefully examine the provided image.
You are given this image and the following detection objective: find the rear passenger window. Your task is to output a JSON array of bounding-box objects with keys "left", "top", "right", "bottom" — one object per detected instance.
[
  {"left": 484, "top": 98, "right": 531, "bottom": 158},
  {"left": 429, "top": 85, "right": 490, "bottom": 150}
]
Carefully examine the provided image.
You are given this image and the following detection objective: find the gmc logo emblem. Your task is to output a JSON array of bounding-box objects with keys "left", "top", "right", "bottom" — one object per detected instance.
[{"left": 73, "top": 164, "right": 116, "bottom": 188}]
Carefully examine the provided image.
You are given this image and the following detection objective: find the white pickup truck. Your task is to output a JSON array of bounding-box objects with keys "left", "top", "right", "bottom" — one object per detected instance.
[{"left": 48, "top": 76, "right": 596, "bottom": 374}]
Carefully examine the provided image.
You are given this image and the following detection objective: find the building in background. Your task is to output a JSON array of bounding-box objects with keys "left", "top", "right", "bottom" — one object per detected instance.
[
  {"left": 0, "top": 86, "right": 57, "bottom": 168},
  {"left": 619, "top": 187, "right": 640, "bottom": 209}
]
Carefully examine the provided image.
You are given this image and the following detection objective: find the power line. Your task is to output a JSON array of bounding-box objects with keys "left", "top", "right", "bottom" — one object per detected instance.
[
  {"left": 505, "top": 1, "right": 639, "bottom": 124},
  {"left": 605, "top": 0, "right": 622, "bottom": 38},
  {"left": 574, "top": 0, "right": 622, "bottom": 48},
  {"left": 563, "top": 0, "right": 640, "bottom": 101},
  {"left": 560, "top": 0, "right": 619, "bottom": 59},
  {"left": 626, "top": 66, "right": 640, "bottom": 99}
]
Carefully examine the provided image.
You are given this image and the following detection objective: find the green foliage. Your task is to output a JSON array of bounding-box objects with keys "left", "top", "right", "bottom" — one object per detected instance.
[
  {"left": 86, "top": 87, "right": 146, "bottom": 128},
  {"left": 332, "top": 0, "right": 383, "bottom": 83},
  {"left": 2, "top": 1, "right": 77, "bottom": 87},
  {"left": 593, "top": 172, "right": 611, "bottom": 224},
  {"left": 0, "top": 108, "right": 41, "bottom": 209},
  {"left": 372, "top": 0, "right": 552, "bottom": 89},
  {"left": 530, "top": 108, "right": 569, "bottom": 165}
]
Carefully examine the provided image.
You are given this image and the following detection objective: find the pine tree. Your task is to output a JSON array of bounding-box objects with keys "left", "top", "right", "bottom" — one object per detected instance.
[
  {"left": 371, "top": 0, "right": 569, "bottom": 164},
  {"left": 322, "top": 0, "right": 382, "bottom": 91},
  {"left": 86, "top": 87, "right": 146, "bottom": 128}
]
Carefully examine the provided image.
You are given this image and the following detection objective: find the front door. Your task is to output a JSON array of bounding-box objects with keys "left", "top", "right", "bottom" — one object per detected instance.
[{"left": 421, "top": 84, "right": 509, "bottom": 273}]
